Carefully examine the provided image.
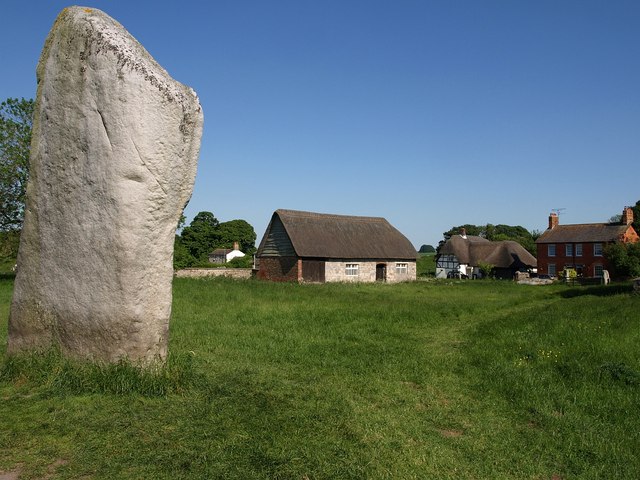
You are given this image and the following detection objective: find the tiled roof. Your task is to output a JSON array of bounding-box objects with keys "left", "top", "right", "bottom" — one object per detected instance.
[{"left": 535, "top": 223, "right": 630, "bottom": 244}]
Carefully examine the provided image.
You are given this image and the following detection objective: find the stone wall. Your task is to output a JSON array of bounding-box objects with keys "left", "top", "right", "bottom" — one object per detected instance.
[
  {"left": 175, "top": 268, "right": 253, "bottom": 279},
  {"left": 325, "top": 260, "right": 416, "bottom": 283}
]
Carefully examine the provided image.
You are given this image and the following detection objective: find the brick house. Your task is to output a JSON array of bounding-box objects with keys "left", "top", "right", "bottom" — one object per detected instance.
[
  {"left": 256, "top": 209, "right": 417, "bottom": 283},
  {"left": 535, "top": 207, "right": 639, "bottom": 278}
]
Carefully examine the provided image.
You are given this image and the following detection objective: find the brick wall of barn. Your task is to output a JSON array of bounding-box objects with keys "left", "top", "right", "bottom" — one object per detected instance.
[{"left": 257, "top": 257, "right": 300, "bottom": 281}]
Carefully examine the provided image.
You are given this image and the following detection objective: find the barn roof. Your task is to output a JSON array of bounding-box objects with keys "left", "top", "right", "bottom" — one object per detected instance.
[
  {"left": 535, "top": 223, "right": 632, "bottom": 243},
  {"left": 257, "top": 209, "right": 417, "bottom": 260},
  {"left": 439, "top": 235, "right": 537, "bottom": 268}
]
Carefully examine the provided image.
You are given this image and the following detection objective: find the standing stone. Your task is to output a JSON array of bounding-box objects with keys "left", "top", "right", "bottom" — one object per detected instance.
[{"left": 8, "top": 7, "right": 203, "bottom": 362}]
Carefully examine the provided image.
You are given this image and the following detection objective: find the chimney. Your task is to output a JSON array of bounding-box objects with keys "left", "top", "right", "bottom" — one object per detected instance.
[
  {"left": 622, "top": 207, "right": 634, "bottom": 226},
  {"left": 233, "top": 241, "right": 240, "bottom": 251},
  {"left": 460, "top": 228, "right": 467, "bottom": 239},
  {"left": 548, "top": 212, "right": 559, "bottom": 229}
]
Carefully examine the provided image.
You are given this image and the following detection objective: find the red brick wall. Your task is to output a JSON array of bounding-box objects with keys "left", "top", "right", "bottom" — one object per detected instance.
[
  {"left": 256, "top": 257, "right": 300, "bottom": 282},
  {"left": 536, "top": 242, "right": 611, "bottom": 277}
]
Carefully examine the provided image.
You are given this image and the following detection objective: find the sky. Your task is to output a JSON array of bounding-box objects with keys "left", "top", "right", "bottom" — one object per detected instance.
[{"left": 2, "top": 1, "right": 639, "bottom": 248}]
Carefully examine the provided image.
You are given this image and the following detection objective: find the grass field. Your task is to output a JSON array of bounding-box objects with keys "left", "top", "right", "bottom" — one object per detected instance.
[{"left": 1, "top": 277, "right": 639, "bottom": 479}]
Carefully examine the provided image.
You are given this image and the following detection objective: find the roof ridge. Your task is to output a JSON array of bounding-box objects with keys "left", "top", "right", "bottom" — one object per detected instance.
[{"left": 276, "top": 209, "right": 388, "bottom": 223}]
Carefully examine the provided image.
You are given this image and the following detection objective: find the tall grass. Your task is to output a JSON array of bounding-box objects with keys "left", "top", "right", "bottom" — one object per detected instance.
[{"left": 0, "top": 276, "right": 638, "bottom": 479}]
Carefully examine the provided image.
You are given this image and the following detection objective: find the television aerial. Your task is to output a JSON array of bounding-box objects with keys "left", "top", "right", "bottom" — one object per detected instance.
[{"left": 551, "top": 208, "right": 566, "bottom": 216}]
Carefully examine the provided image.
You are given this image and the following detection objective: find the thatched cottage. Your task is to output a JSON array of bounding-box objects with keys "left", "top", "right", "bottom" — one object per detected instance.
[{"left": 436, "top": 231, "right": 537, "bottom": 279}]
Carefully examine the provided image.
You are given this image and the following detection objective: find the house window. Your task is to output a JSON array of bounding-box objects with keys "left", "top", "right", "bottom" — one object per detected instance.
[
  {"left": 345, "top": 264, "right": 359, "bottom": 276},
  {"left": 565, "top": 244, "right": 573, "bottom": 257},
  {"left": 575, "top": 244, "right": 582, "bottom": 256},
  {"left": 594, "top": 264, "right": 604, "bottom": 277},
  {"left": 396, "top": 263, "right": 408, "bottom": 274},
  {"left": 594, "top": 243, "right": 603, "bottom": 256},
  {"left": 548, "top": 244, "right": 556, "bottom": 257},
  {"left": 548, "top": 264, "right": 556, "bottom": 276},
  {"left": 436, "top": 255, "right": 458, "bottom": 269}
]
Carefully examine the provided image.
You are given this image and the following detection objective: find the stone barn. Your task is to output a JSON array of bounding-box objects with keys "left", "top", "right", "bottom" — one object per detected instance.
[{"left": 256, "top": 209, "right": 417, "bottom": 283}]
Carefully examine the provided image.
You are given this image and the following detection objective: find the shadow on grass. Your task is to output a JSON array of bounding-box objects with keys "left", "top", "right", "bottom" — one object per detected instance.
[
  {"left": 558, "top": 283, "right": 633, "bottom": 298},
  {"left": 0, "top": 272, "right": 16, "bottom": 280}
]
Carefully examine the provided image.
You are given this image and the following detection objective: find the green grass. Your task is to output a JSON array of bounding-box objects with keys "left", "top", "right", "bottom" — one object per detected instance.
[{"left": 1, "top": 277, "right": 639, "bottom": 479}]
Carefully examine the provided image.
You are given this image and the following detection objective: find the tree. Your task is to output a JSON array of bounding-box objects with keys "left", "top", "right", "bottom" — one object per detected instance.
[
  {"left": 0, "top": 98, "right": 34, "bottom": 232},
  {"left": 418, "top": 244, "right": 435, "bottom": 253},
  {"left": 605, "top": 243, "right": 640, "bottom": 279},
  {"left": 631, "top": 200, "right": 640, "bottom": 235},
  {"left": 174, "top": 212, "right": 258, "bottom": 268},
  {"left": 217, "top": 219, "right": 257, "bottom": 254},
  {"left": 179, "top": 211, "right": 221, "bottom": 262},
  {"left": 477, "top": 261, "right": 495, "bottom": 278}
]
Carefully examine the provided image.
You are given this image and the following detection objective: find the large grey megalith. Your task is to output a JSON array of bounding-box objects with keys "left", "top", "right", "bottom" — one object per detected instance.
[{"left": 8, "top": 6, "right": 203, "bottom": 362}]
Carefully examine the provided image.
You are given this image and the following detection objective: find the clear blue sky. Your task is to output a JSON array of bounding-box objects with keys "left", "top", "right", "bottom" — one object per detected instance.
[{"left": 2, "top": 1, "right": 639, "bottom": 248}]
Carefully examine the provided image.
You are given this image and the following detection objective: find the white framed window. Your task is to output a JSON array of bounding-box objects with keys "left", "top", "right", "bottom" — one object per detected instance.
[
  {"left": 565, "top": 244, "right": 573, "bottom": 257},
  {"left": 345, "top": 263, "right": 359, "bottom": 276},
  {"left": 594, "top": 264, "right": 604, "bottom": 277},
  {"left": 396, "top": 263, "right": 408, "bottom": 274},
  {"left": 548, "top": 264, "right": 556, "bottom": 276},
  {"left": 594, "top": 243, "right": 603, "bottom": 256},
  {"left": 548, "top": 244, "right": 556, "bottom": 257},
  {"left": 575, "top": 244, "right": 583, "bottom": 256}
]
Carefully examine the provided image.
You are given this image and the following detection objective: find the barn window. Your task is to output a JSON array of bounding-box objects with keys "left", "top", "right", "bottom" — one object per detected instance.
[
  {"left": 345, "top": 264, "right": 359, "bottom": 276},
  {"left": 395, "top": 263, "right": 408, "bottom": 274}
]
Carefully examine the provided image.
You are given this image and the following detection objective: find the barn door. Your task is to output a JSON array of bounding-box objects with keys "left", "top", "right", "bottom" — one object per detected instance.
[
  {"left": 376, "top": 263, "right": 386, "bottom": 282},
  {"left": 302, "top": 260, "right": 325, "bottom": 283}
]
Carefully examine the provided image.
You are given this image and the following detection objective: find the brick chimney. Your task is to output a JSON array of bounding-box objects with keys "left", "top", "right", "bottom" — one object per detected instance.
[
  {"left": 548, "top": 212, "right": 559, "bottom": 229},
  {"left": 622, "top": 207, "right": 634, "bottom": 226},
  {"left": 460, "top": 228, "right": 467, "bottom": 239},
  {"left": 233, "top": 241, "right": 240, "bottom": 251}
]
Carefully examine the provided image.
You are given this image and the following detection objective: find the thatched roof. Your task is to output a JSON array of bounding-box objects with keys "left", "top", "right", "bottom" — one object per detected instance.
[
  {"left": 257, "top": 209, "right": 417, "bottom": 260},
  {"left": 535, "top": 223, "right": 633, "bottom": 244},
  {"left": 439, "top": 235, "right": 537, "bottom": 268}
]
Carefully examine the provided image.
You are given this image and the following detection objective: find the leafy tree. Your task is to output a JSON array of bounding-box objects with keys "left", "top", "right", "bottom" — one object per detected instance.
[
  {"left": 179, "top": 211, "right": 221, "bottom": 262},
  {"left": 605, "top": 243, "right": 640, "bottom": 279},
  {"left": 174, "top": 212, "right": 258, "bottom": 268},
  {"left": 227, "top": 255, "right": 254, "bottom": 268},
  {"left": 173, "top": 235, "right": 196, "bottom": 269},
  {"left": 631, "top": 200, "right": 640, "bottom": 234},
  {"left": 477, "top": 261, "right": 495, "bottom": 278},
  {"left": 0, "top": 97, "right": 34, "bottom": 232},
  {"left": 418, "top": 244, "right": 436, "bottom": 253},
  {"left": 217, "top": 219, "right": 257, "bottom": 254}
]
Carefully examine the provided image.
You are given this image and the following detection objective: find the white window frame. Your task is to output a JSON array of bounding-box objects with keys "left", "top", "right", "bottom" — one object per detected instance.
[
  {"left": 565, "top": 244, "right": 573, "bottom": 257},
  {"left": 548, "top": 263, "right": 556, "bottom": 276},
  {"left": 594, "top": 264, "right": 604, "bottom": 277},
  {"left": 594, "top": 243, "right": 603, "bottom": 256},
  {"left": 345, "top": 263, "right": 359, "bottom": 276},
  {"left": 575, "top": 244, "right": 583, "bottom": 257},
  {"left": 548, "top": 244, "right": 556, "bottom": 257},
  {"left": 395, "top": 263, "right": 408, "bottom": 274}
]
